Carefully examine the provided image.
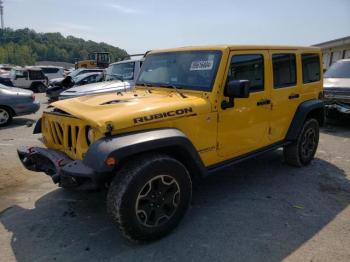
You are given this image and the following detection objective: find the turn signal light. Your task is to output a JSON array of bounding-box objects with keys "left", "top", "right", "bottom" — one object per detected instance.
[{"left": 105, "top": 157, "right": 117, "bottom": 166}]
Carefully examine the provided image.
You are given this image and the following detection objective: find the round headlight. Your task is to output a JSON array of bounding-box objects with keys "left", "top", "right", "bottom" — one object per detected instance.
[{"left": 86, "top": 127, "right": 95, "bottom": 145}]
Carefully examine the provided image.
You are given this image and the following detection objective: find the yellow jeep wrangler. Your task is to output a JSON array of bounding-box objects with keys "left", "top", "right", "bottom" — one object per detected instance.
[{"left": 18, "top": 45, "right": 324, "bottom": 241}]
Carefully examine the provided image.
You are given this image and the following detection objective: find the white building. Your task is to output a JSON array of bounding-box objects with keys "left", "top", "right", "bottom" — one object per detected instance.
[{"left": 314, "top": 36, "right": 350, "bottom": 70}]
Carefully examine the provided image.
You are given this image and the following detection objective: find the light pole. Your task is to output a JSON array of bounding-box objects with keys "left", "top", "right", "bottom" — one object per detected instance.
[{"left": 0, "top": 0, "right": 4, "bottom": 30}]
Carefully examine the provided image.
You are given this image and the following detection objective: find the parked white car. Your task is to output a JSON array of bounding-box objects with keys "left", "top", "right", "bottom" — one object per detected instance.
[
  {"left": 59, "top": 80, "right": 132, "bottom": 100},
  {"left": 38, "top": 66, "right": 64, "bottom": 80},
  {"left": 49, "top": 68, "right": 104, "bottom": 87},
  {"left": 10, "top": 67, "right": 47, "bottom": 92},
  {"left": 59, "top": 58, "right": 143, "bottom": 99},
  {"left": 106, "top": 58, "right": 143, "bottom": 85}
]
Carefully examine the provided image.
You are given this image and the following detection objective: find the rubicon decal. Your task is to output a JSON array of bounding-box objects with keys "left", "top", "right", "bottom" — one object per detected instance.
[{"left": 134, "top": 107, "right": 194, "bottom": 124}]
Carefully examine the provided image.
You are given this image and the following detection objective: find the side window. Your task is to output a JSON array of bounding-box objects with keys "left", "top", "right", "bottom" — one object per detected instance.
[
  {"left": 230, "top": 54, "right": 264, "bottom": 92},
  {"left": 87, "top": 75, "right": 97, "bottom": 83},
  {"left": 302, "top": 54, "right": 320, "bottom": 83},
  {"left": 29, "top": 70, "right": 45, "bottom": 80},
  {"left": 272, "top": 54, "right": 296, "bottom": 88}
]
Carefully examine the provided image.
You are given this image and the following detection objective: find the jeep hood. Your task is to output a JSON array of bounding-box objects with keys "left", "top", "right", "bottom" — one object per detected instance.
[
  {"left": 60, "top": 80, "right": 133, "bottom": 97},
  {"left": 50, "top": 89, "right": 210, "bottom": 132}
]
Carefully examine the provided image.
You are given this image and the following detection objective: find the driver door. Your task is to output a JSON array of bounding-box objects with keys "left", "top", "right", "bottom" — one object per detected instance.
[{"left": 217, "top": 50, "right": 272, "bottom": 158}]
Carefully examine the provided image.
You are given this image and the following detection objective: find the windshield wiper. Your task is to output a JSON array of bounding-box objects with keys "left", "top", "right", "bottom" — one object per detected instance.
[
  {"left": 159, "top": 84, "right": 186, "bottom": 98},
  {"left": 136, "top": 82, "right": 154, "bottom": 93}
]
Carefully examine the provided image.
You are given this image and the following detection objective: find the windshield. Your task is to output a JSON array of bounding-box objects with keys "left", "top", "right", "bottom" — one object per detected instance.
[
  {"left": 136, "top": 51, "right": 222, "bottom": 91},
  {"left": 68, "top": 69, "right": 84, "bottom": 78},
  {"left": 10, "top": 69, "right": 26, "bottom": 78},
  {"left": 106, "top": 62, "right": 135, "bottom": 81},
  {"left": 324, "top": 60, "right": 350, "bottom": 78},
  {"left": 73, "top": 74, "right": 90, "bottom": 82}
]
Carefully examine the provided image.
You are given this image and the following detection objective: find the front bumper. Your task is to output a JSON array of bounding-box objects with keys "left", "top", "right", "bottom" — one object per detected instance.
[
  {"left": 325, "top": 103, "right": 350, "bottom": 114},
  {"left": 17, "top": 146, "right": 104, "bottom": 190},
  {"left": 323, "top": 88, "right": 350, "bottom": 114}
]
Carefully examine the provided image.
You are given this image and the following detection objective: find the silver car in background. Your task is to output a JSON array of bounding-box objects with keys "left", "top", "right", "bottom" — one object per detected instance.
[
  {"left": 59, "top": 80, "right": 133, "bottom": 100},
  {"left": 0, "top": 84, "right": 40, "bottom": 126},
  {"left": 59, "top": 58, "right": 143, "bottom": 99},
  {"left": 323, "top": 59, "right": 350, "bottom": 115}
]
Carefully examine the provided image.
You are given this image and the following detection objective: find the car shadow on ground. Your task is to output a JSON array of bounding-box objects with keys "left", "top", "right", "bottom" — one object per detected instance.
[
  {"left": 1, "top": 151, "right": 350, "bottom": 262},
  {"left": 0, "top": 117, "right": 35, "bottom": 130}
]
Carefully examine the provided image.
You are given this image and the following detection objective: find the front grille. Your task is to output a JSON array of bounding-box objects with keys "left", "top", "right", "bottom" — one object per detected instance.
[{"left": 42, "top": 113, "right": 87, "bottom": 159}]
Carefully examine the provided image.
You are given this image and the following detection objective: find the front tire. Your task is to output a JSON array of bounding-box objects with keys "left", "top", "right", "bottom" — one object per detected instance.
[
  {"left": 0, "top": 107, "right": 12, "bottom": 127},
  {"left": 284, "top": 118, "right": 319, "bottom": 167},
  {"left": 107, "top": 154, "right": 192, "bottom": 242}
]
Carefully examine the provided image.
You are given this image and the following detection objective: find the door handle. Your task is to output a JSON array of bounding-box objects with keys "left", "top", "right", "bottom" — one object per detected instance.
[
  {"left": 257, "top": 99, "right": 271, "bottom": 106},
  {"left": 288, "top": 93, "right": 300, "bottom": 99}
]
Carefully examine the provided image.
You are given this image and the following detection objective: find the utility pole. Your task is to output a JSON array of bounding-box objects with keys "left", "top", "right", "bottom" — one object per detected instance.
[{"left": 0, "top": 0, "right": 4, "bottom": 30}]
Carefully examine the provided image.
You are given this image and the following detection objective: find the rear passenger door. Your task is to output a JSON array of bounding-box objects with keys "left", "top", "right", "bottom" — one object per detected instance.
[{"left": 269, "top": 51, "right": 300, "bottom": 142}]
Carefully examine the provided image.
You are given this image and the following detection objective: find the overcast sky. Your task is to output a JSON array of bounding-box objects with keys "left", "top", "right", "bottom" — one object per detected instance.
[{"left": 5, "top": 0, "right": 350, "bottom": 54}]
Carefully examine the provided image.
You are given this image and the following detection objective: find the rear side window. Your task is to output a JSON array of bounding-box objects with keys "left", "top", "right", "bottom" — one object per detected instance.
[
  {"left": 302, "top": 54, "right": 320, "bottom": 83},
  {"left": 272, "top": 54, "right": 296, "bottom": 88},
  {"left": 230, "top": 54, "right": 264, "bottom": 92}
]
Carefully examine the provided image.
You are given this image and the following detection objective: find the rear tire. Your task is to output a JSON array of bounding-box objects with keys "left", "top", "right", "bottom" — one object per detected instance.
[
  {"left": 0, "top": 107, "right": 12, "bottom": 127},
  {"left": 284, "top": 118, "right": 319, "bottom": 167},
  {"left": 107, "top": 154, "right": 192, "bottom": 242}
]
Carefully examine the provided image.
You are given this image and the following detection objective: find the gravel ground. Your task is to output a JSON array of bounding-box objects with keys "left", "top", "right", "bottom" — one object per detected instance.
[{"left": 0, "top": 94, "right": 349, "bottom": 262}]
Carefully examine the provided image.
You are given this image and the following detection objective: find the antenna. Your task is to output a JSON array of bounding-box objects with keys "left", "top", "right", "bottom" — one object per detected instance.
[{"left": 0, "top": 0, "right": 4, "bottom": 30}]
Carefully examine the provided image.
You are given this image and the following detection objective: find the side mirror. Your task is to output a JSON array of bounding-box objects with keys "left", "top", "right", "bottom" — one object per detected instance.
[
  {"left": 225, "top": 80, "right": 250, "bottom": 98},
  {"left": 222, "top": 80, "right": 250, "bottom": 110}
]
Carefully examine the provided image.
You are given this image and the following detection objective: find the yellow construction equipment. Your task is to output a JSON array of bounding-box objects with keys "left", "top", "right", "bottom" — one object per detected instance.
[{"left": 75, "top": 52, "right": 111, "bottom": 69}]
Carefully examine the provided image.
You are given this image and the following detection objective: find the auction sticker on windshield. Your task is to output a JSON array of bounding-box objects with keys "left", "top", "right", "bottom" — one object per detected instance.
[{"left": 190, "top": 60, "right": 214, "bottom": 71}]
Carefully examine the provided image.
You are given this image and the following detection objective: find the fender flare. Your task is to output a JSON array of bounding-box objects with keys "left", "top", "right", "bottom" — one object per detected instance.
[
  {"left": 286, "top": 99, "right": 324, "bottom": 141},
  {"left": 83, "top": 128, "right": 207, "bottom": 178}
]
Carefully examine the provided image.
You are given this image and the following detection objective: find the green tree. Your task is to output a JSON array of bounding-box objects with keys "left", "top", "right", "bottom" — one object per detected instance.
[{"left": 0, "top": 27, "right": 128, "bottom": 65}]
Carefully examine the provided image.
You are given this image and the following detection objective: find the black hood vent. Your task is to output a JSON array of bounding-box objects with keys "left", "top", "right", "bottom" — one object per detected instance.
[{"left": 100, "top": 100, "right": 131, "bottom": 105}]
